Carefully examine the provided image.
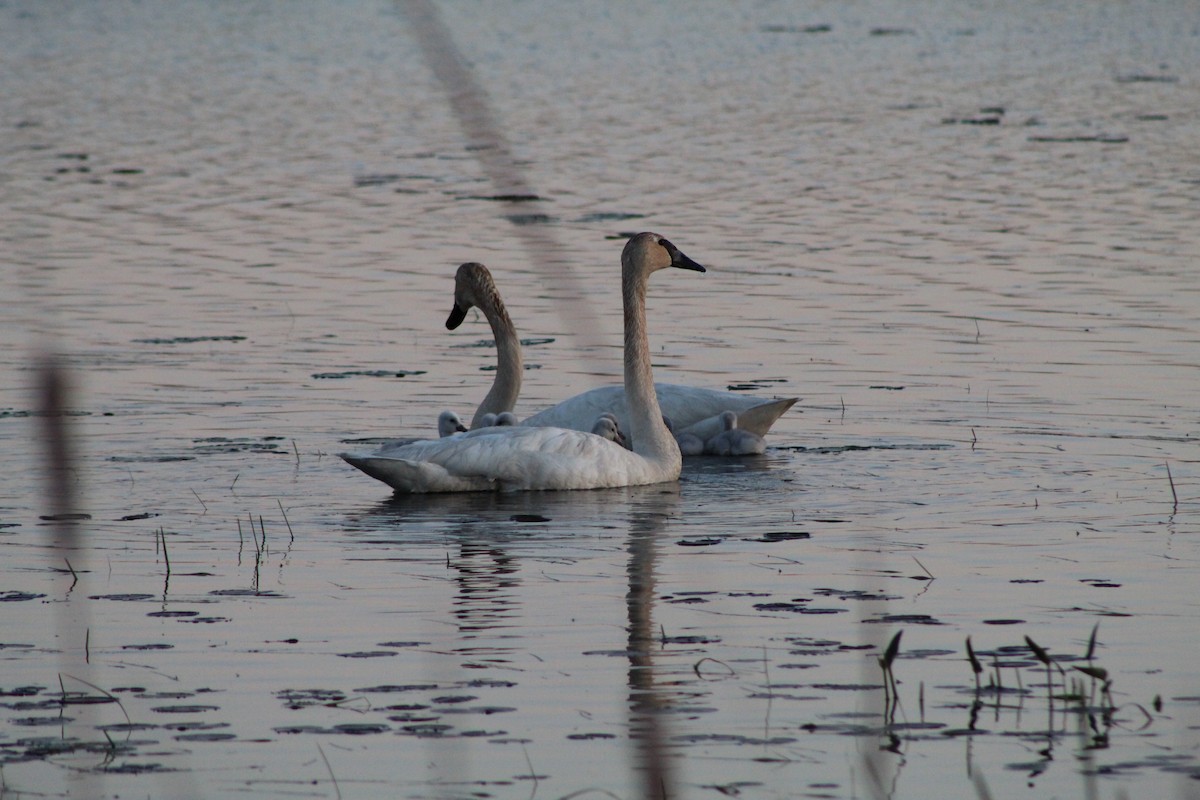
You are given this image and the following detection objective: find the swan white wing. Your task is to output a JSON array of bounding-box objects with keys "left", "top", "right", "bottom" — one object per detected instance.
[
  {"left": 676, "top": 397, "right": 797, "bottom": 440},
  {"left": 522, "top": 387, "right": 797, "bottom": 437},
  {"left": 341, "top": 426, "right": 674, "bottom": 493}
]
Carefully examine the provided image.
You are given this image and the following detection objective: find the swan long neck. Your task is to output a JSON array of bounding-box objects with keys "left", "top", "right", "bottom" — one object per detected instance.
[
  {"left": 623, "top": 256, "right": 679, "bottom": 465},
  {"left": 471, "top": 284, "right": 523, "bottom": 429}
]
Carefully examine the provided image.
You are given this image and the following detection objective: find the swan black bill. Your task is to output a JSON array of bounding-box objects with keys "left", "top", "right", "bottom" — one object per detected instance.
[
  {"left": 446, "top": 303, "right": 468, "bottom": 329},
  {"left": 660, "top": 237, "right": 706, "bottom": 273},
  {"left": 672, "top": 251, "right": 706, "bottom": 273}
]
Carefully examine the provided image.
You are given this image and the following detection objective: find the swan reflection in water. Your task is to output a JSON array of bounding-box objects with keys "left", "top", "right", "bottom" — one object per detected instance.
[{"left": 344, "top": 484, "right": 680, "bottom": 797}]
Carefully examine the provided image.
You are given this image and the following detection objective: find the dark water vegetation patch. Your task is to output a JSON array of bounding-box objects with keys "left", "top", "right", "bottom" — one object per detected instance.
[
  {"left": 567, "top": 731, "right": 616, "bottom": 740},
  {"left": 191, "top": 437, "right": 285, "bottom": 455},
  {"left": 311, "top": 369, "right": 426, "bottom": 379},
  {"left": 439, "top": 706, "right": 516, "bottom": 716},
  {"left": 1116, "top": 73, "right": 1178, "bottom": 83},
  {"left": 109, "top": 455, "right": 195, "bottom": 463},
  {"left": 942, "top": 114, "right": 1003, "bottom": 125},
  {"left": 0, "top": 591, "right": 46, "bottom": 602},
  {"left": 745, "top": 531, "right": 810, "bottom": 543},
  {"left": 122, "top": 643, "right": 173, "bottom": 651},
  {"left": 778, "top": 443, "right": 952, "bottom": 454},
  {"left": 117, "top": 512, "right": 160, "bottom": 520},
  {"left": 1028, "top": 134, "right": 1129, "bottom": 143},
  {"left": 761, "top": 23, "right": 831, "bottom": 33},
  {"left": 461, "top": 679, "right": 517, "bottom": 689},
  {"left": 180, "top": 616, "right": 230, "bottom": 624},
  {"left": 111, "top": 167, "right": 143, "bottom": 175},
  {"left": 133, "top": 335, "right": 246, "bottom": 345},
  {"left": 1081, "top": 578, "right": 1121, "bottom": 588},
  {"left": 378, "top": 640, "right": 429, "bottom": 648},
  {"left": 278, "top": 689, "right": 347, "bottom": 709},
  {"left": 433, "top": 695, "right": 476, "bottom": 704},
  {"left": 164, "top": 721, "right": 227, "bottom": 733},
  {"left": 275, "top": 724, "right": 334, "bottom": 735},
  {"left": 39, "top": 512, "right": 91, "bottom": 521},
  {"left": 674, "top": 733, "right": 798, "bottom": 746},
  {"left": 208, "top": 588, "right": 285, "bottom": 597},
  {"left": 0, "top": 684, "right": 44, "bottom": 696},
  {"left": 355, "top": 684, "right": 440, "bottom": 693},
  {"left": 147, "top": 610, "right": 198, "bottom": 618},
  {"left": 90, "top": 593, "right": 156, "bottom": 602},
  {"left": 663, "top": 634, "right": 720, "bottom": 645},
  {"left": 151, "top": 705, "right": 219, "bottom": 714},
  {"left": 98, "top": 722, "right": 158, "bottom": 733},
  {"left": 1, "top": 408, "right": 89, "bottom": 419},
  {"left": 175, "top": 731, "right": 236, "bottom": 741},
  {"left": 983, "top": 618, "right": 1026, "bottom": 625},
  {"left": 103, "top": 761, "right": 172, "bottom": 774},
  {"left": 332, "top": 723, "right": 391, "bottom": 735},
  {"left": 399, "top": 722, "right": 454, "bottom": 736},
  {"left": 870, "top": 27, "right": 914, "bottom": 36},
  {"left": 755, "top": 601, "right": 848, "bottom": 616},
  {"left": 11, "top": 716, "right": 70, "bottom": 727},
  {"left": 465, "top": 193, "right": 544, "bottom": 202},
  {"left": 510, "top": 514, "right": 550, "bottom": 523},
  {"left": 678, "top": 537, "right": 723, "bottom": 547},
  {"left": 814, "top": 588, "right": 900, "bottom": 602},
  {"left": 337, "top": 650, "right": 397, "bottom": 659}
]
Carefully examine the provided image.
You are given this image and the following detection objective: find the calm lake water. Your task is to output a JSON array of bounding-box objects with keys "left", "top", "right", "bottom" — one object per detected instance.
[{"left": 3, "top": 1, "right": 1198, "bottom": 798}]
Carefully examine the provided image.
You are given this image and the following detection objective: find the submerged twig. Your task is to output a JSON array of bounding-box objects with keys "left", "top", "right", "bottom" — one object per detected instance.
[
  {"left": 316, "top": 742, "right": 342, "bottom": 800},
  {"left": 278, "top": 499, "right": 294, "bottom": 542},
  {"left": 191, "top": 488, "right": 207, "bottom": 513},
  {"left": 1165, "top": 461, "right": 1178, "bottom": 513}
]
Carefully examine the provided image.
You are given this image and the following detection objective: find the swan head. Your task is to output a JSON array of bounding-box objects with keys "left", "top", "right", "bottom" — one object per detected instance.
[
  {"left": 446, "top": 262, "right": 496, "bottom": 330},
  {"left": 495, "top": 411, "right": 518, "bottom": 426},
  {"left": 478, "top": 412, "right": 498, "bottom": 428},
  {"left": 591, "top": 415, "right": 626, "bottom": 447},
  {"left": 621, "top": 232, "right": 706, "bottom": 276},
  {"left": 438, "top": 410, "right": 469, "bottom": 437},
  {"left": 719, "top": 410, "right": 738, "bottom": 431}
]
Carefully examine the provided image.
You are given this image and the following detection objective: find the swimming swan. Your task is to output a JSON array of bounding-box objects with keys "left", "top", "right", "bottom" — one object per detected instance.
[
  {"left": 704, "top": 410, "right": 766, "bottom": 456},
  {"left": 445, "top": 262, "right": 523, "bottom": 430},
  {"left": 444, "top": 264, "right": 797, "bottom": 438},
  {"left": 340, "top": 233, "right": 705, "bottom": 492}
]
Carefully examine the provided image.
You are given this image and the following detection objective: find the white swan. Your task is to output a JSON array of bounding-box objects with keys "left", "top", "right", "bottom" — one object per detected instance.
[
  {"left": 444, "top": 262, "right": 797, "bottom": 438},
  {"left": 340, "top": 233, "right": 706, "bottom": 492},
  {"left": 438, "top": 410, "right": 469, "bottom": 437},
  {"left": 704, "top": 410, "right": 766, "bottom": 456},
  {"left": 445, "top": 262, "right": 523, "bottom": 430}
]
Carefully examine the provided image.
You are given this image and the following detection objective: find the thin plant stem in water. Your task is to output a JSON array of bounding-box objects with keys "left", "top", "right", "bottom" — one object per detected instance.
[
  {"left": 316, "top": 742, "right": 341, "bottom": 800},
  {"left": 278, "top": 499, "right": 294, "bottom": 542},
  {"left": 1165, "top": 461, "right": 1178, "bottom": 513}
]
